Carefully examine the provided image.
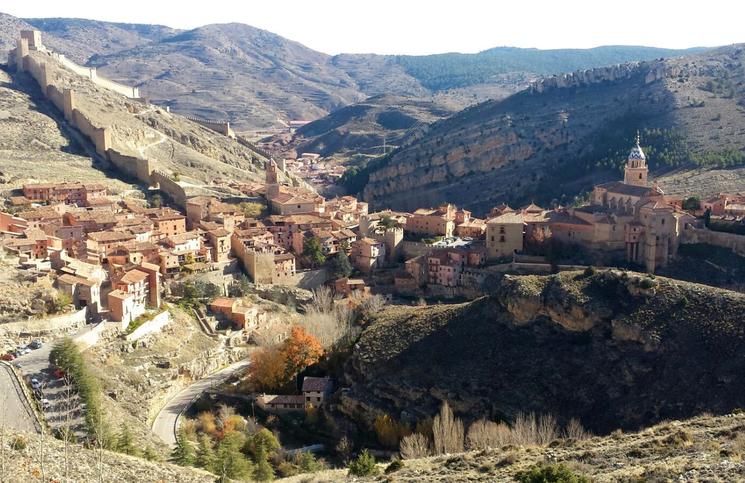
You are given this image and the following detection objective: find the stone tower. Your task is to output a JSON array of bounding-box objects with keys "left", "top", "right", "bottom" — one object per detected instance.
[
  {"left": 624, "top": 133, "right": 649, "bottom": 187},
  {"left": 266, "top": 159, "right": 280, "bottom": 199}
]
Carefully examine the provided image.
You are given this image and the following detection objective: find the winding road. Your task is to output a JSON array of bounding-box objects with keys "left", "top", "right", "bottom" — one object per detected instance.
[{"left": 151, "top": 359, "right": 250, "bottom": 446}]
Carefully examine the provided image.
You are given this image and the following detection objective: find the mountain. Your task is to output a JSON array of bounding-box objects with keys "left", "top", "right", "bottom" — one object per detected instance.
[
  {"left": 340, "top": 270, "right": 745, "bottom": 436},
  {"left": 267, "top": 94, "right": 459, "bottom": 160},
  {"left": 0, "top": 13, "right": 707, "bottom": 130},
  {"left": 357, "top": 46, "right": 745, "bottom": 214}
]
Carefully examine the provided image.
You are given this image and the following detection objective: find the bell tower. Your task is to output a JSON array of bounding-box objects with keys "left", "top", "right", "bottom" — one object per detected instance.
[{"left": 624, "top": 132, "right": 648, "bottom": 187}]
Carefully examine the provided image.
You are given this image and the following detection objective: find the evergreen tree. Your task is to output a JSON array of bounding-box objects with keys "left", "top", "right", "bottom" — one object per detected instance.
[
  {"left": 303, "top": 237, "right": 326, "bottom": 268},
  {"left": 143, "top": 445, "right": 160, "bottom": 461},
  {"left": 172, "top": 427, "right": 196, "bottom": 466},
  {"left": 328, "top": 251, "right": 353, "bottom": 279},
  {"left": 196, "top": 433, "right": 216, "bottom": 470},
  {"left": 253, "top": 458, "right": 275, "bottom": 481},
  {"left": 116, "top": 424, "right": 138, "bottom": 456},
  {"left": 214, "top": 432, "right": 253, "bottom": 481}
]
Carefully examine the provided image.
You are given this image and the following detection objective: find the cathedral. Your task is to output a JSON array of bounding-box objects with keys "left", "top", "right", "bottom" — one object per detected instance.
[{"left": 583, "top": 134, "right": 690, "bottom": 272}]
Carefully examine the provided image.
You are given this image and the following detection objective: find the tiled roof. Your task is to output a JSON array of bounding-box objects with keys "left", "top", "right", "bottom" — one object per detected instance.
[{"left": 302, "top": 376, "right": 332, "bottom": 392}]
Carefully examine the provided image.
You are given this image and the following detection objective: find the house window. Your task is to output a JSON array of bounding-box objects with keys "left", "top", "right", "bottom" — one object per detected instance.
[
  {"left": 499, "top": 226, "right": 506, "bottom": 234},
  {"left": 661, "top": 219, "right": 665, "bottom": 225},
  {"left": 639, "top": 173, "right": 643, "bottom": 179},
  {"left": 499, "top": 236, "right": 505, "bottom": 243}
]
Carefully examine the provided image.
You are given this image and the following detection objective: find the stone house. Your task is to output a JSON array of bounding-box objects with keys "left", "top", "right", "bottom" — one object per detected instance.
[
  {"left": 406, "top": 205, "right": 455, "bottom": 238},
  {"left": 486, "top": 212, "right": 525, "bottom": 260},
  {"left": 302, "top": 376, "right": 333, "bottom": 407},
  {"left": 350, "top": 237, "right": 386, "bottom": 273}
]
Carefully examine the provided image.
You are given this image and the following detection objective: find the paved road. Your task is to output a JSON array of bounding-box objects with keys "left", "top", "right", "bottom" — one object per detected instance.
[
  {"left": 152, "top": 359, "right": 250, "bottom": 447},
  {"left": 0, "top": 363, "right": 40, "bottom": 433}
]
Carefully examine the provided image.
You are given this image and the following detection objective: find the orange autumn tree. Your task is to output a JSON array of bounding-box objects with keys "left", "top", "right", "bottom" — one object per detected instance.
[
  {"left": 283, "top": 326, "right": 324, "bottom": 377},
  {"left": 248, "top": 326, "right": 323, "bottom": 392},
  {"left": 249, "top": 346, "right": 289, "bottom": 392}
]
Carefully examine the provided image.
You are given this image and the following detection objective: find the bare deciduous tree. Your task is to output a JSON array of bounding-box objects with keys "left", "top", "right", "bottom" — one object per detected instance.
[
  {"left": 400, "top": 433, "right": 431, "bottom": 459},
  {"left": 564, "top": 418, "right": 590, "bottom": 441},
  {"left": 432, "top": 401, "right": 464, "bottom": 455},
  {"left": 465, "top": 419, "right": 511, "bottom": 450}
]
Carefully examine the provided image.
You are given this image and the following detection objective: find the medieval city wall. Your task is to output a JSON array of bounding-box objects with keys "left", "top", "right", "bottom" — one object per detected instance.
[
  {"left": 151, "top": 170, "right": 187, "bottom": 206},
  {"left": 681, "top": 226, "right": 745, "bottom": 257},
  {"left": 108, "top": 150, "right": 153, "bottom": 184},
  {"left": 50, "top": 52, "right": 140, "bottom": 99},
  {"left": 14, "top": 36, "right": 197, "bottom": 210},
  {"left": 185, "top": 116, "right": 235, "bottom": 138}
]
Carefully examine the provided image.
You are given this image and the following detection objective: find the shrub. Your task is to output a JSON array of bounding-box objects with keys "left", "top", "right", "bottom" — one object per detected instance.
[
  {"left": 583, "top": 266, "right": 597, "bottom": 277},
  {"left": 294, "top": 451, "right": 325, "bottom": 473},
  {"left": 517, "top": 463, "right": 590, "bottom": 483},
  {"left": 385, "top": 459, "right": 404, "bottom": 474},
  {"left": 10, "top": 435, "right": 27, "bottom": 450},
  {"left": 172, "top": 427, "right": 196, "bottom": 466},
  {"left": 466, "top": 419, "right": 511, "bottom": 450},
  {"left": 348, "top": 449, "right": 379, "bottom": 477},
  {"left": 400, "top": 432, "right": 431, "bottom": 459},
  {"left": 374, "top": 413, "right": 411, "bottom": 449},
  {"left": 563, "top": 418, "right": 590, "bottom": 441}
]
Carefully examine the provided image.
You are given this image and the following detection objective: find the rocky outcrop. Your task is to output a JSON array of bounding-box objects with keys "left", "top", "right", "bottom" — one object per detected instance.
[{"left": 340, "top": 270, "right": 745, "bottom": 433}]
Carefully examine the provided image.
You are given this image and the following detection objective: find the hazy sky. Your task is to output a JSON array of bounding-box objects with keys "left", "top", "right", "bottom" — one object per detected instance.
[{"left": 7, "top": 0, "right": 745, "bottom": 55}]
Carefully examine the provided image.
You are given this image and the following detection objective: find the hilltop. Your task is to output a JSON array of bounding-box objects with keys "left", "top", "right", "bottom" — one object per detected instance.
[
  {"left": 340, "top": 270, "right": 745, "bottom": 435},
  {"left": 0, "top": 13, "right": 704, "bottom": 129},
  {"left": 357, "top": 46, "right": 745, "bottom": 214},
  {"left": 271, "top": 94, "right": 458, "bottom": 159}
]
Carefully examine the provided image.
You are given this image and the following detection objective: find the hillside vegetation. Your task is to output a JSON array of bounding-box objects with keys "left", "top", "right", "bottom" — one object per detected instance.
[
  {"left": 283, "top": 412, "right": 745, "bottom": 482},
  {"left": 0, "top": 13, "right": 705, "bottom": 130},
  {"left": 341, "top": 270, "right": 745, "bottom": 435},
  {"left": 358, "top": 45, "right": 745, "bottom": 213}
]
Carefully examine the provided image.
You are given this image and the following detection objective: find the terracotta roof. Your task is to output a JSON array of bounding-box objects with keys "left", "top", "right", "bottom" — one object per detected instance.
[
  {"left": 107, "top": 289, "right": 131, "bottom": 300},
  {"left": 302, "top": 377, "right": 332, "bottom": 393},
  {"left": 120, "top": 269, "right": 148, "bottom": 284},
  {"left": 258, "top": 394, "right": 305, "bottom": 406},
  {"left": 596, "top": 181, "right": 653, "bottom": 197},
  {"left": 210, "top": 298, "right": 236, "bottom": 309},
  {"left": 88, "top": 231, "right": 134, "bottom": 243},
  {"left": 486, "top": 212, "right": 524, "bottom": 224}
]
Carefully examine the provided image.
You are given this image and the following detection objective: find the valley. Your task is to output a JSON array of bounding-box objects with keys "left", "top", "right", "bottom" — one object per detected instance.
[{"left": 0, "top": 8, "right": 742, "bottom": 482}]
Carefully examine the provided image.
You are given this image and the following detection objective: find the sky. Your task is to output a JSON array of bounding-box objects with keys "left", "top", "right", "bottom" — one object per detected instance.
[{"left": 6, "top": 0, "right": 745, "bottom": 55}]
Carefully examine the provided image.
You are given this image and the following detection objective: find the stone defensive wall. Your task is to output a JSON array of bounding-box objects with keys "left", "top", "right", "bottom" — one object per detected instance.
[
  {"left": 16, "top": 38, "right": 188, "bottom": 206},
  {"left": 51, "top": 52, "right": 139, "bottom": 99},
  {"left": 184, "top": 115, "right": 235, "bottom": 138},
  {"left": 681, "top": 225, "right": 745, "bottom": 257}
]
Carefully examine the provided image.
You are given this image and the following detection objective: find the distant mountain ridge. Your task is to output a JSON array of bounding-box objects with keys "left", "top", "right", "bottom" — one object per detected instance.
[{"left": 0, "top": 12, "right": 709, "bottom": 129}]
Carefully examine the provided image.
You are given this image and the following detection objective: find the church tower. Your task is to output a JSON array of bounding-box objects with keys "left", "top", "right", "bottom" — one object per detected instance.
[
  {"left": 623, "top": 132, "right": 648, "bottom": 187},
  {"left": 266, "top": 159, "right": 280, "bottom": 199}
]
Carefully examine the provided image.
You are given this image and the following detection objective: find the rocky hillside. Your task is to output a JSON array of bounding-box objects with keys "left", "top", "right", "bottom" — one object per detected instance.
[
  {"left": 273, "top": 94, "right": 458, "bottom": 158},
  {"left": 0, "top": 430, "right": 213, "bottom": 482},
  {"left": 285, "top": 412, "right": 745, "bottom": 482},
  {"left": 358, "top": 46, "right": 745, "bottom": 214},
  {"left": 0, "top": 12, "right": 704, "bottom": 130},
  {"left": 0, "top": 66, "right": 134, "bottom": 192},
  {"left": 341, "top": 270, "right": 745, "bottom": 435}
]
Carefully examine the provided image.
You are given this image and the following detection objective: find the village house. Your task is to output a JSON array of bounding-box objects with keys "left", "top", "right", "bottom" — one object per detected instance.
[
  {"left": 406, "top": 204, "right": 456, "bottom": 238},
  {"left": 302, "top": 376, "right": 333, "bottom": 407},
  {"left": 256, "top": 394, "right": 306, "bottom": 412},
  {"left": 22, "top": 182, "right": 106, "bottom": 206},
  {"left": 334, "top": 277, "right": 370, "bottom": 298},
  {"left": 486, "top": 212, "right": 526, "bottom": 260},
  {"left": 208, "top": 297, "right": 268, "bottom": 331},
  {"left": 265, "top": 160, "right": 325, "bottom": 215},
  {"left": 350, "top": 237, "right": 386, "bottom": 273}
]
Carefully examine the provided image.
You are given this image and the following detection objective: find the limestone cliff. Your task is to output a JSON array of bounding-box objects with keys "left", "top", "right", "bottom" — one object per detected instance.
[
  {"left": 358, "top": 45, "right": 745, "bottom": 214},
  {"left": 341, "top": 270, "right": 745, "bottom": 433}
]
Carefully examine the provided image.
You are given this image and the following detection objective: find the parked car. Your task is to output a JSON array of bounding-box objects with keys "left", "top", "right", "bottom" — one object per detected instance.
[
  {"left": 29, "top": 340, "right": 43, "bottom": 350},
  {"left": 41, "top": 398, "right": 51, "bottom": 408},
  {"left": 53, "top": 368, "right": 66, "bottom": 379},
  {"left": 0, "top": 353, "right": 14, "bottom": 361},
  {"left": 30, "top": 378, "right": 42, "bottom": 390}
]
